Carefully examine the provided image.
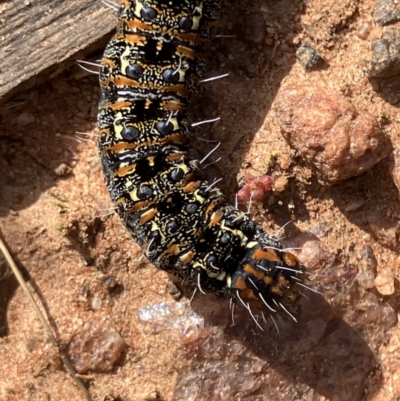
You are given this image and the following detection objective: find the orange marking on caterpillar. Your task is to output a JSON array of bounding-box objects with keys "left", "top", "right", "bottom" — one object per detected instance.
[
  {"left": 243, "top": 264, "right": 265, "bottom": 281},
  {"left": 115, "top": 164, "right": 136, "bottom": 177},
  {"left": 176, "top": 45, "right": 196, "bottom": 59},
  {"left": 160, "top": 134, "right": 187, "bottom": 144},
  {"left": 133, "top": 200, "right": 154, "bottom": 212},
  {"left": 120, "top": 34, "right": 148, "bottom": 45},
  {"left": 164, "top": 244, "right": 179, "bottom": 255},
  {"left": 252, "top": 248, "right": 281, "bottom": 263},
  {"left": 161, "top": 100, "right": 185, "bottom": 111},
  {"left": 166, "top": 152, "right": 185, "bottom": 162},
  {"left": 234, "top": 277, "right": 258, "bottom": 300},
  {"left": 139, "top": 208, "right": 158, "bottom": 225},
  {"left": 180, "top": 250, "right": 195, "bottom": 264},
  {"left": 183, "top": 181, "right": 201, "bottom": 193},
  {"left": 205, "top": 199, "right": 220, "bottom": 216},
  {"left": 209, "top": 212, "right": 222, "bottom": 227},
  {"left": 105, "top": 100, "right": 132, "bottom": 111}
]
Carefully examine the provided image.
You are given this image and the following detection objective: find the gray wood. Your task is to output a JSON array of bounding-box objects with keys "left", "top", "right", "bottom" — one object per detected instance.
[{"left": 0, "top": 0, "right": 116, "bottom": 99}]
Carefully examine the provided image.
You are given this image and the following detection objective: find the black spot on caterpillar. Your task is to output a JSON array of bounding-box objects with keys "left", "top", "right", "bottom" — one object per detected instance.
[{"left": 97, "top": 0, "right": 305, "bottom": 327}]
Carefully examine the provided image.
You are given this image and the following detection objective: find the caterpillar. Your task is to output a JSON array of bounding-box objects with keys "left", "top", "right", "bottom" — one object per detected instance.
[{"left": 97, "top": 0, "right": 305, "bottom": 328}]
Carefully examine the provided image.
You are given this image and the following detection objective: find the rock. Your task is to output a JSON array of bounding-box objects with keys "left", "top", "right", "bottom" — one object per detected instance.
[
  {"left": 296, "top": 42, "right": 324, "bottom": 71},
  {"left": 374, "top": 268, "right": 395, "bottom": 295},
  {"left": 101, "top": 276, "right": 117, "bottom": 288},
  {"left": 356, "top": 22, "right": 372, "bottom": 40},
  {"left": 380, "top": 304, "right": 397, "bottom": 331},
  {"left": 367, "top": 212, "right": 398, "bottom": 249},
  {"left": 356, "top": 270, "right": 376, "bottom": 290},
  {"left": 274, "top": 85, "right": 391, "bottom": 184},
  {"left": 373, "top": 0, "right": 400, "bottom": 26},
  {"left": 366, "top": 28, "right": 400, "bottom": 77},
  {"left": 355, "top": 292, "right": 382, "bottom": 325},
  {"left": 16, "top": 113, "right": 35, "bottom": 126},
  {"left": 389, "top": 149, "right": 400, "bottom": 200},
  {"left": 53, "top": 163, "right": 71, "bottom": 177},
  {"left": 66, "top": 320, "right": 126, "bottom": 373},
  {"left": 273, "top": 175, "right": 289, "bottom": 193},
  {"left": 357, "top": 245, "right": 378, "bottom": 274}
]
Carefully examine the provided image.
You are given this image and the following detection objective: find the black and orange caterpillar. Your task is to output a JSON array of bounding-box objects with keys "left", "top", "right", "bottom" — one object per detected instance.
[{"left": 97, "top": 0, "right": 304, "bottom": 326}]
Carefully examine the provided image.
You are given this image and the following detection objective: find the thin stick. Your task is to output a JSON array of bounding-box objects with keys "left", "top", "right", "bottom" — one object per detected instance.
[{"left": 0, "top": 237, "right": 93, "bottom": 401}]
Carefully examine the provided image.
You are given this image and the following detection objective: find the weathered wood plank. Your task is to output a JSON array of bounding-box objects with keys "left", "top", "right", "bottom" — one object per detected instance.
[{"left": 0, "top": 0, "right": 116, "bottom": 99}]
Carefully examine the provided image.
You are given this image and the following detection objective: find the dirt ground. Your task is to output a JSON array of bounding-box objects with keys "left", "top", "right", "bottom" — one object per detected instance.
[{"left": 1, "top": 0, "right": 400, "bottom": 400}]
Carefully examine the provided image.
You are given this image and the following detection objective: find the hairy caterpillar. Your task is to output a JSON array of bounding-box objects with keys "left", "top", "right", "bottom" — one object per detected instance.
[{"left": 97, "top": 0, "right": 305, "bottom": 327}]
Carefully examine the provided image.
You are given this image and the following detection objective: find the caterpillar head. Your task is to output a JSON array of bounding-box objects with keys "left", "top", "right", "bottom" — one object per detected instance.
[{"left": 228, "top": 240, "right": 305, "bottom": 316}]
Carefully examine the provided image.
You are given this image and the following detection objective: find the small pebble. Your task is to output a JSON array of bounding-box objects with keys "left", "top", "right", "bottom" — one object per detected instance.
[
  {"left": 275, "top": 85, "right": 391, "bottom": 184},
  {"left": 101, "top": 276, "right": 118, "bottom": 289},
  {"left": 356, "top": 270, "right": 376, "bottom": 290},
  {"left": 273, "top": 175, "right": 288, "bottom": 193},
  {"left": 357, "top": 245, "right": 378, "bottom": 272},
  {"left": 366, "top": 28, "right": 400, "bottom": 77},
  {"left": 380, "top": 303, "right": 397, "bottom": 330},
  {"left": 368, "top": 212, "right": 398, "bottom": 249},
  {"left": 16, "top": 112, "right": 35, "bottom": 126},
  {"left": 373, "top": 0, "right": 400, "bottom": 26},
  {"left": 356, "top": 22, "right": 372, "bottom": 40},
  {"left": 390, "top": 149, "right": 400, "bottom": 201},
  {"left": 296, "top": 42, "right": 324, "bottom": 71},
  {"left": 374, "top": 268, "right": 395, "bottom": 295},
  {"left": 66, "top": 321, "right": 125, "bottom": 373},
  {"left": 90, "top": 294, "right": 102, "bottom": 310},
  {"left": 357, "top": 292, "right": 381, "bottom": 325},
  {"left": 53, "top": 163, "right": 71, "bottom": 177}
]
